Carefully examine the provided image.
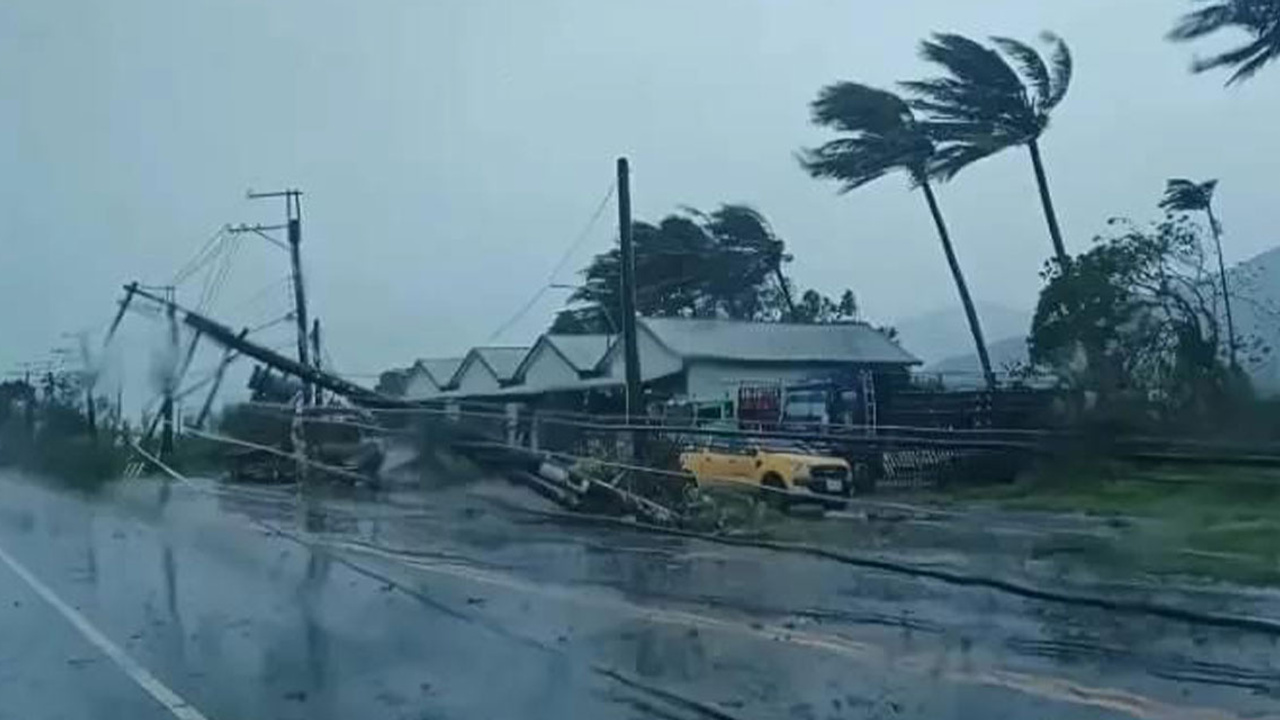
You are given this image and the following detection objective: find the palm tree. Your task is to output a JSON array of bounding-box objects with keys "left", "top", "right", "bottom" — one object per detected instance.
[
  {"left": 800, "top": 82, "right": 996, "bottom": 389},
  {"left": 1160, "top": 178, "right": 1238, "bottom": 366},
  {"left": 901, "top": 33, "right": 1073, "bottom": 265},
  {"left": 1169, "top": 0, "right": 1280, "bottom": 84}
]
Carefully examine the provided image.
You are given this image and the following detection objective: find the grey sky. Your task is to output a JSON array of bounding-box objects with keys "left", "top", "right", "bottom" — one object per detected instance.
[{"left": 2, "top": 0, "right": 1278, "bottom": 388}]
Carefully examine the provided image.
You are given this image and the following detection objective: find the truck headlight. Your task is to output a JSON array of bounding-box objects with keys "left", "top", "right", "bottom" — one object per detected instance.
[{"left": 792, "top": 463, "right": 810, "bottom": 480}]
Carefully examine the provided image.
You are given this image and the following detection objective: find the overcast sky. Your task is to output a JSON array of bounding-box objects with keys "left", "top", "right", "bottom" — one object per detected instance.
[{"left": 2, "top": 0, "right": 1278, "bottom": 390}]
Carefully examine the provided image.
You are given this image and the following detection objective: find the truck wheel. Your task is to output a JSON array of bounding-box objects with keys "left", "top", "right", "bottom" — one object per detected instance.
[{"left": 760, "top": 473, "right": 789, "bottom": 510}]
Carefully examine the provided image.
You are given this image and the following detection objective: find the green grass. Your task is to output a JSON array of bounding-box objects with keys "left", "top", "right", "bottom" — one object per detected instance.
[{"left": 946, "top": 461, "right": 1280, "bottom": 586}]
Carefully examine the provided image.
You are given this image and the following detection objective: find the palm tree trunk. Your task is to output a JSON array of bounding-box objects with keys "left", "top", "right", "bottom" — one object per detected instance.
[
  {"left": 1027, "top": 139, "right": 1069, "bottom": 265},
  {"left": 921, "top": 180, "right": 996, "bottom": 389},
  {"left": 1206, "top": 205, "right": 1238, "bottom": 367},
  {"left": 773, "top": 266, "right": 798, "bottom": 321}
]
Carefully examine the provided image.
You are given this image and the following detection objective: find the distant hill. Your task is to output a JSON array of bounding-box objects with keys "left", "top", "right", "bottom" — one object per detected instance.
[
  {"left": 1229, "top": 246, "right": 1280, "bottom": 393},
  {"left": 893, "top": 303, "right": 1031, "bottom": 366},
  {"left": 904, "top": 247, "right": 1280, "bottom": 394},
  {"left": 926, "top": 336, "right": 1030, "bottom": 387}
]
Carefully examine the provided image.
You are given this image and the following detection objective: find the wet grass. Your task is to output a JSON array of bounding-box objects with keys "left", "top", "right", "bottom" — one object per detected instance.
[
  {"left": 0, "top": 436, "right": 129, "bottom": 492},
  {"left": 948, "top": 461, "right": 1280, "bottom": 586}
]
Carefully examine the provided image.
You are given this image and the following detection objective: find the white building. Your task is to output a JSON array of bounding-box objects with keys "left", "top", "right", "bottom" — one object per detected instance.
[
  {"left": 449, "top": 346, "right": 530, "bottom": 396},
  {"left": 512, "top": 334, "right": 613, "bottom": 392},
  {"left": 598, "top": 317, "right": 918, "bottom": 406},
  {"left": 403, "top": 357, "right": 464, "bottom": 400},
  {"left": 409, "top": 318, "right": 916, "bottom": 412}
]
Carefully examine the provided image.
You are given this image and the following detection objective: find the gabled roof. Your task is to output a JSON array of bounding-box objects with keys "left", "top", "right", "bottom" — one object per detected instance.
[
  {"left": 640, "top": 317, "right": 920, "bottom": 365},
  {"left": 413, "top": 357, "right": 465, "bottom": 389},
  {"left": 463, "top": 346, "right": 530, "bottom": 384},
  {"left": 545, "top": 334, "right": 613, "bottom": 374}
]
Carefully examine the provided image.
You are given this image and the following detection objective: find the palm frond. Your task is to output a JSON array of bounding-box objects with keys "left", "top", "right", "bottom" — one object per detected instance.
[
  {"left": 926, "top": 138, "right": 1007, "bottom": 181},
  {"left": 905, "top": 34, "right": 1042, "bottom": 132},
  {"left": 1042, "top": 32, "right": 1073, "bottom": 108},
  {"left": 918, "top": 33, "right": 1025, "bottom": 97},
  {"left": 1169, "top": 0, "right": 1280, "bottom": 84},
  {"left": 1159, "top": 178, "right": 1218, "bottom": 212},
  {"left": 799, "top": 137, "right": 927, "bottom": 191},
  {"left": 704, "top": 205, "right": 774, "bottom": 248},
  {"left": 1195, "top": 32, "right": 1280, "bottom": 83},
  {"left": 801, "top": 82, "right": 934, "bottom": 190},
  {"left": 1168, "top": 1, "right": 1246, "bottom": 39},
  {"left": 809, "top": 82, "right": 913, "bottom": 134},
  {"left": 902, "top": 32, "right": 1068, "bottom": 180},
  {"left": 991, "top": 36, "right": 1051, "bottom": 108}
]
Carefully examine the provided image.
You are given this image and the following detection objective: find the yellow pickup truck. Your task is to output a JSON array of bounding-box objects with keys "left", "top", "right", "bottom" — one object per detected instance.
[{"left": 679, "top": 437, "right": 852, "bottom": 509}]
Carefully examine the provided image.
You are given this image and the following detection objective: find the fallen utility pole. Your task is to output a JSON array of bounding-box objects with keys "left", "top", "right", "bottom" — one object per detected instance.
[{"left": 125, "top": 284, "right": 394, "bottom": 407}]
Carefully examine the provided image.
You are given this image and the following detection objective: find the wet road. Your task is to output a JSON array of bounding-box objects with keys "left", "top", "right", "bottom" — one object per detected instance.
[{"left": 0, "top": 469, "right": 1278, "bottom": 720}]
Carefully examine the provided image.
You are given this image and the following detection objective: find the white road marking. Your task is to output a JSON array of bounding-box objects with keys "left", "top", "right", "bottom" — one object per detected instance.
[{"left": 0, "top": 541, "right": 212, "bottom": 720}]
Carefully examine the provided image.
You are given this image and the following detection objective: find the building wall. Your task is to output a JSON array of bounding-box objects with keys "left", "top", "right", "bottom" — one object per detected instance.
[
  {"left": 520, "top": 344, "right": 580, "bottom": 391},
  {"left": 683, "top": 360, "right": 852, "bottom": 403}
]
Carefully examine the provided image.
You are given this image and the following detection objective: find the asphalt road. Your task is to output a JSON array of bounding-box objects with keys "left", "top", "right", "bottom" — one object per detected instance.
[{"left": 0, "top": 469, "right": 1277, "bottom": 720}]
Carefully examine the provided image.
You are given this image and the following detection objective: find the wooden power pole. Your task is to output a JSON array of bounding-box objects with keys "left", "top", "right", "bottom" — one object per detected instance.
[
  {"left": 244, "top": 189, "right": 311, "bottom": 405},
  {"left": 617, "top": 157, "right": 643, "bottom": 457},
  {"left": 311, "top": 318, "right": 323, "bottom": 405}
]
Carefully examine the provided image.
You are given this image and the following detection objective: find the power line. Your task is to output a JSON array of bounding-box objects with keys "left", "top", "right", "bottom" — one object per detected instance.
[
  {"left": 223, "top": 276, "right": 292, "bottom": 316},
  {"left": 486, "top": 183, "right": 616, "bottom": 343},
  {"left": 197, "top": 233, "right": 244, "bottom": 313},
  {"left": 171, "top": 226, "right": 229, "bottom": 286},
  {"left": 547, "top": 183, "right": 616, "bottom": 286},
  {"left": 247, "top": 313, "right": 295, "bottom": 335}
]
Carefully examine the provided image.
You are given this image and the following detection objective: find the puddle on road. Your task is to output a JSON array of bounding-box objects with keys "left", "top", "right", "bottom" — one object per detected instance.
[{"left": 5, "top": 470, "right": 1278, "bottom": 720}]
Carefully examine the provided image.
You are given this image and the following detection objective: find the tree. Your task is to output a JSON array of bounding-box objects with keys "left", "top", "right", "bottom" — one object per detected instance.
[
  {"left": 696, "top": 204, "right": 797, "bottom": 320},
  {"left": 800, "top": 81, "right": 996, "bottom": 388},
  {"left": 552, "top": 204, "right": 840, "bottom": 332},
  {"left": 1030, "top": 217, "right": 1240, "bottom": 419},
  {"left": 792, "top": 289, "right": 860, "bottom": 324},
  {"left": 1169, "top": 0, "right": 1280, "bottom": 84},
  {"left": 1160, "top": 178, "right": 1237, "bottom": 366},
  {"left": 375, "top": 368, "right": 412, "bottom": 398},
  {"left": 902, "top": 33, "right": 1074, "bottom": 264}
]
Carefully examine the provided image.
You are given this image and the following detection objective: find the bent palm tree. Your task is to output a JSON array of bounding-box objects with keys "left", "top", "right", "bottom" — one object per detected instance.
[
  {"left": 1160, "top": 178, "right": 1238, "bottom": 366},
  {"left": 902, "top": 33, "right": 1073, "bottom": 265},
  {"left": 800, "top": 82, "right": 996, "bottom": 389},
  {"left": 1169, "top": 0, "right": 1280, "bottom": 84}
]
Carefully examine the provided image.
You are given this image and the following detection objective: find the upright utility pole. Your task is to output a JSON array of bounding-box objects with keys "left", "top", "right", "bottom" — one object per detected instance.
[
  {"left": 311, "top": 319, "right": 323, "bottom": 405},
  {"left": 247, "top": 188, "right": 311, "bottom": 404},
  {"left": 616, "top": 157, "right": 642, "bottom": 422},
  {"left": 160, "top": 301, "right": 178, "bottom": 457}
]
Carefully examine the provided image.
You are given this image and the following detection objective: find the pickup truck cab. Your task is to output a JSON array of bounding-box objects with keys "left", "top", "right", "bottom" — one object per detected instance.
[{"left": 679, "top": 436, "right": 852, "bottom": 509}]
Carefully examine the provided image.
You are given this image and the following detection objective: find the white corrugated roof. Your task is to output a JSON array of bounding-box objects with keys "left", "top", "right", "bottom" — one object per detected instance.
[
  {"left": 545, "top": 334, "right": 613, "bottom": 373},
  {"left": 472, "top": 347, "right": 530, "bottom": 382},
  {"left": 415, "top": 357, "right": 465, "bottom": 388},
  {"left": 641, "top": 317, "right": 920, "bottom": 365}
]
